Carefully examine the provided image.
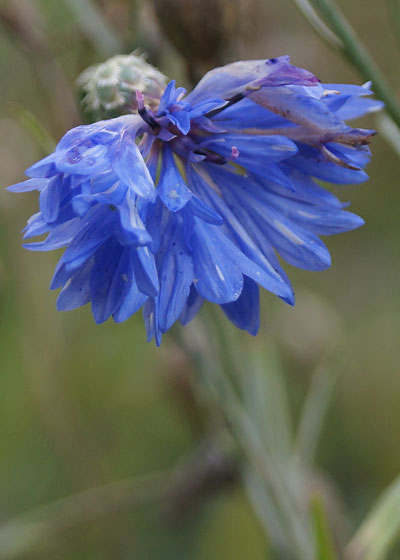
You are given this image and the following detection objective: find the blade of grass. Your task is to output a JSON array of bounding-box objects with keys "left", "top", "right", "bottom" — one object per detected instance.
[
  {"left": 242, "top": 465, "right": 292, "bottom": 556},
  {"left": 291, "top": 0, "right": 342, "bottom": 49},
  {"left": 346, "top": 473, "right": 400, "bottom": 560},
  {"left": 311, "top": 492, "right": 338, "bottom": 560}
]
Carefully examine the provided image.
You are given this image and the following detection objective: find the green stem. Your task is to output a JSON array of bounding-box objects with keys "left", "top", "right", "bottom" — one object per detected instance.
[
  {"left": 293, "top": 0, "right": 400, "bottom": 128},
  {"left": 291, "top": 0, "right": 342, "bottom": 50}
]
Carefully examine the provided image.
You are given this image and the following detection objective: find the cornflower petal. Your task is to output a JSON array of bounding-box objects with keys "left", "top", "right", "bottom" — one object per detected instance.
[
  {"left": 131, "top": 246, "right": 159, "bottom": 297},
  {"left": 113, "top": 135, "right": 156, "bottom": 200},
  {"left": 185, "top": 56, "right": 318, "bottom": 104},
  {"left": 7, "top": 178, "right": 49, "bottom": 192},
  {"left": 157, "top": 144, "right": 192, "bottom": 211},
  {"left": 90, "top": 237, "right": 124, "bottom": 323},
  {"left": 199, "top": 134, "right": 298, "bottom": 169},
  {"left": 57, "top": 258, "right": 94, "bottom": 311},
  {"left": 221, "top": 277, "right": 260, "bottom": 335},
  {"left": 26, "top": 154, "right": 57, "bottom": 178},
  {"left": 190, "top": 219, "right": 244, "bottom": 304},
  {"left": 179, "top": 285, "right": 204, "bottom": 326},
  {"left": 39, "top": 175, "right": 64, "bottom": 223},
  {"left": 157, "top": 216, "right": 193, "bottom": 332}
]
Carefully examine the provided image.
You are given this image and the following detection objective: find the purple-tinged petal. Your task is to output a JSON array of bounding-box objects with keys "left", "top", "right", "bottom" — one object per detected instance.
[{"left": 186, "top": 56, "right": 318, "bottom": 105}]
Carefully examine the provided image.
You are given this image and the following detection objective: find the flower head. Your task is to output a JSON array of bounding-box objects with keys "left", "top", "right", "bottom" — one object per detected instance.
[{"left": 8, "top": 55, "right": 382, "bottom": 344}]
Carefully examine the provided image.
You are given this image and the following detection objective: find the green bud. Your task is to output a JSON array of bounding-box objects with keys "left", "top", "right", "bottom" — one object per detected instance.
[{"left": 77, "top": 52, "right": 167, "bottom": 119}]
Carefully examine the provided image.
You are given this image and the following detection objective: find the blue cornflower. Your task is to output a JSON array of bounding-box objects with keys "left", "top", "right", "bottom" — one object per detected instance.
[{"left": 8, "top": 55, "right": 382, "bottom": 344}]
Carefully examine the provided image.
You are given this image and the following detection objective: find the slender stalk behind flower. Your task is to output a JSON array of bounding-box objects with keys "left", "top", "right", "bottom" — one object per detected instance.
[{"left": 291, "top": 0, "right": 400, "bottom": 130}]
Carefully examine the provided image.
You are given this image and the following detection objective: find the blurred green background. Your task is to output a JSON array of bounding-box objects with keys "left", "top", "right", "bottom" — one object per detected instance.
[{"left": 0, "top": 0, "right": 399, "bottom": 558}]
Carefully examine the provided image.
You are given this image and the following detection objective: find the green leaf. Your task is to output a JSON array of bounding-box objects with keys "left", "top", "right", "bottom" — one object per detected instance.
[{"left": 310, "top": 493, "right": 338, "bottom": 560}]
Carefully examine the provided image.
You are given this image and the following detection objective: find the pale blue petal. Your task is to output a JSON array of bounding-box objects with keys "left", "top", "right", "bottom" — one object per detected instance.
[{"left": 157, "top": 144, "right": 192, "bottom": 211}]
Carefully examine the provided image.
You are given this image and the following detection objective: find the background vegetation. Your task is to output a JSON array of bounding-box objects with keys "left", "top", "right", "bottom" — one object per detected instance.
[{"left": 0, "top": 0, "right": 399, "bottom": 558}]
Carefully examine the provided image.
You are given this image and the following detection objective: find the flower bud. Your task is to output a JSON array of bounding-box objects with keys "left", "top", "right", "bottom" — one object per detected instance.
[{"left": 77, "top": 52, "right": 167, "bottom": 119}]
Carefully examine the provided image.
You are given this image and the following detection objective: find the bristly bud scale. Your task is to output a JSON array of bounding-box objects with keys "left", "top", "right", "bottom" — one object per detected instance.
[{"left": 77, "top": 52, "right": 167, "bottom": 119}]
